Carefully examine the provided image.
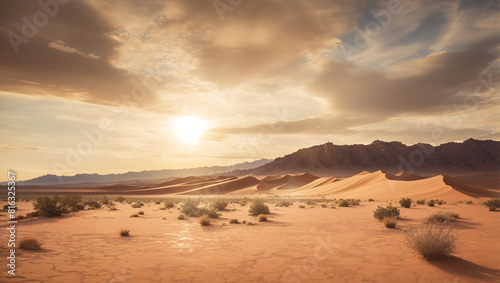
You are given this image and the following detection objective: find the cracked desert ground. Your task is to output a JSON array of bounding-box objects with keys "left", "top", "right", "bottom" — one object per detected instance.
[{"left": 1, "top": 198, "right": 499, "bottom": 283}]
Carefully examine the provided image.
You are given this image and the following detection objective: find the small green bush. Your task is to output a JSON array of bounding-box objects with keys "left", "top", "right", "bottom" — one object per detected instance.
[
  {"left": 115, "top": 196, "right": 126, "bottom": 203},
  {"left": 34, "top": 195, "right": 70, "bottom": 217},
  {"left": 484, "top": 199, "right": 500, "bottom": 211},
  {"left": 416, "top": 199, "right": 426, "bottom": 205},
  {"left": 248, "top": 199, "right": 270, "bottom": 216},
  {"left": 276, "top": 200, "right": 293, "bottom": 207},
  {"left": 373, "top": 205, "right": 400, "bottom": 220},
  {"left": 427, "top": 200, "right": 435, "bottom": 207},
  {"left": 164, "top": 200, "right": 175, "bottom": 209},
  {"left": 211, "top": 199, "right": 228, "bottom": 211},
  {"left": 338, "top": 199, "right": 350, "bottom": 207},
  {"left": 101, "top": 196, "right": 110, "bottom": 205},
  {"left": 399, "top": 198, "right": 412, "bottom": 208},
  {"left": 181, "top": 198, "right": 200, "bottom": 216}
]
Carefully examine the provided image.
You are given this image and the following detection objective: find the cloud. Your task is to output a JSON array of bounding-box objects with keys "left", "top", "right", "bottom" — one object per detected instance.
[
  {"left": 308, "top": 36, "right": 500, "bottom": 117},
  {"left": 161, "top": 0, "right": 366, "bottom": 87},
  {"left": 0, "top": 0, "right": 158, "bottom": 107}
]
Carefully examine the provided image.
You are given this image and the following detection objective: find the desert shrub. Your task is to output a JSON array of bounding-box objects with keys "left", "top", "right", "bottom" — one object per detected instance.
[
  {"left": 242, "top": 220, "right": 247, "bottom": 224},
  {"left": 130, "top": 214, "right": 139, "bottom": 217},
  {"left": 436, "top": 199, "right": 443, "bottom": 205},
  {"left": 15, "top": 215, "right": 25, "bottom": 220},
  {"left": 109, "top": 206, "right": 118, "bottom": 211},
  {"left": 155, "top": 200, "right": 161, "bottom": 205},
  {"left": 416, "top": 199, "right": 426, "bottom": 205},
  {"left": 131, "top": 203, "right": 141, "bottom": 208},
  {"left": 164, "top": 200, "right": 175, "bottom": 209},
  {"left": 229, "top": 218, "right": 239, "bottom": 224},
  {"left": 298, "top": 205, "right": 306, "bottom": 208},
  {"left": 240, "top": 201, "right": 247, "bottom": 206},
  {"left": 427, "top": 200, "right": 435, "bottom": 207},
  {"left": 199, "top": 215, "right": 211, "bottom": 226},
  {"left": 64, "top": 195, "right": 83, "bottom": 210},
  {"left": 138, "top": 211, "right": 144, "bottom": 215},
  {"left": 338, "top": 199, "right": 350, "bottom": 207},
  {"left": 465, "top": 200, "right": 473, "bottom": 205},
  {"left": 405, "top": 225, "right": 457, "bottom": 260},
  {"left": 276, "top": 200, "right": 293, "bottom": 207},
  {"left": 348, "top": 199, "right": 361, "bottom": 206},
  {"left": 368, "top": 199, "right": 375, "bottom": 202},
  {"left": 399, "top": 198, "right": 412, "bottom": 208},
  {"left": 120, "top": 229, "right": 130, "bottom": 237},
  {"left": 19, "top": 238, "right": 42, "bottom": 250},
  {"left": 425, "top": 212, "right": 460, "bottom": 224},
  {"left": 180, "top": 198, "right": 200, "bottom": 216},
  {"left": 83, "top": 200, "right": 102, "bottom": 209},
  {"left": 484, "top": 199, "right": 500, "bottom": 211},
  {"left": 373, "top": 205, "right": 400, "bottom": 220},
  {"left": 383, "top": 216, "right": 398, "bottom": 228},
  {"left": 248, "top": 199, "right": 270, "bottom": 216},
  {"left": 101, "top": 196, "right": 110, "bottom": 205},
  {"left": 321, "top": 204, "right": 327, "bottom": 208},
  {"left": 211, "top": 199, "right": 228, "bottom": 211},
  {"left": 258, "top": 214, "right": 268, "bottom": 222},
  {"left": 34, "top": 195, "right": 70, "bottom": 217},
  {"left": 177, "top": 214, "right": 186, "bottom": 220},
  {"left": 305, "top": 200, "right": 316, "bottom": 205},
  {"left": 115, "top": 196, "right": 126, "bottom": 203}
]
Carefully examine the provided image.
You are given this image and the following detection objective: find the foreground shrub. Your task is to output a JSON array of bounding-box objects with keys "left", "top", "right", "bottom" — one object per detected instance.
[
  {"left": 258, "top": 214, "right": 268, "bottom": 222},
  {"left": 405, "top": 225, "right": 457, "bottom": 260},
  {"left": 34, "top": 195, "right": 70, "bottom": 217},
  {"left": 484, "top": 199, "right": 500, "bottom": 211},
  {"left": 180, "top": 198, "right": 200, "bottom": 216},
  {"left": 248, "top": 199, "right": 270, "bottom": 216},
  {"left": 19, "top": 238, "right": 42, "bottom": 250},
  {"left": 199, "top": 215, "right": 211, "bottom": 226},
  {"left": 424, "top": 212, "right": 460, "bottom": 224},
  {"left": 115, "top": 196, "right": 126, "bottom": 203},
  {"left": 83, "top": 200, "right": 102, "bottom": 209},
  {"left": 383, "top": 216, "right": 398, "bottom": 228},
  {"left": 338, "top": 199, "right": 350, "bottom": 207},
  {"left": 120, "top": 229, "right": 130, "bottom": 237},
  {"left": 276, "top": 200, "right": 293, "bottom": 207},
  {"left": 373, "top": 205, "right": 400, "bottom": 220},
  {"left": 211, "top": 199, "right": 228, "bottom": 211},
  {"left": 164, "top": 200, "right": 175, "bottom": 209},
  {"left": 399, "top": 198, "right": 412, "bottom": 208},
  {"left": 64, "top": 195, "right": 83, "bottom": 211},
  {"left": 416, "top": 199, "right": 426, "bottom": 205}
]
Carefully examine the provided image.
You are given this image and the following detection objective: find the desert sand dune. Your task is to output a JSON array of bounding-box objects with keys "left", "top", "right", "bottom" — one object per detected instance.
[
  {"left": 443, "top": 175, "right": 500, "bottom": 198},
  {"left": 384, "top": 171, "right": 427, "bottom": 181},
  {"left": 180, "top": 176, "right": 260, "bottom": 195}
]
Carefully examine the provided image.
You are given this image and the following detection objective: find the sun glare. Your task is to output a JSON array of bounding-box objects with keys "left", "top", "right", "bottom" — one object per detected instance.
[{"left": 175, "top": 116, "right": 207, "bottom": 144}]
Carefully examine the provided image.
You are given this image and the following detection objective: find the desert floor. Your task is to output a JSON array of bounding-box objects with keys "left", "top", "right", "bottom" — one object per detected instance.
[{"left": 1, "top": 199, "right": 500, "bottom": 283}]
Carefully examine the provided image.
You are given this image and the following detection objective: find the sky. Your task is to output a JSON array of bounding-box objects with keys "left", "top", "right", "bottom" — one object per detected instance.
[{"left": 0, "top": 0, "right": 499, "bottom": 181}]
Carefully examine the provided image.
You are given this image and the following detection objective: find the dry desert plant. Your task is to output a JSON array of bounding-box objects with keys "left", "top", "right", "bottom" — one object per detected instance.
[
  {"left": 19, "top": 238, "right": 42, "bottom": 250},
  {"left": 257, "top": 214, "right": 268, "bottom": 222},
  {"left": 248, "top": 199, "right": 270, "bottom": 216},
  {"left": 199, "top": 214, "right": 211, "bottom": 226},
  {"left": 405, "top": 224, "right": 457, "bottom": 260},
  {"left": 383, "top": 216, "right": 398, "bottom": 228},
  {"left": 120, "top": 229, "right": 130, "bottom": 237},
  {"left": 229, "top": 218, "right": 239, "bottom": 224}
]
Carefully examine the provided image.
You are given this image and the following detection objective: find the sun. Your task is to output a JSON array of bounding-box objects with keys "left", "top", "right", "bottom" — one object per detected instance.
[{"left": 174, "top": 116, "right": 208, "bottom": 144}]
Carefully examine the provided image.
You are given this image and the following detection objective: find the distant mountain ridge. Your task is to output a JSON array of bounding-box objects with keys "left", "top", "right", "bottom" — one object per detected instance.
[
  {"left": 16, "top": 159, "right": 272, "bottom": 185},
  {"left": 244, "top": 139, "right": 500, "bottom": 176}
]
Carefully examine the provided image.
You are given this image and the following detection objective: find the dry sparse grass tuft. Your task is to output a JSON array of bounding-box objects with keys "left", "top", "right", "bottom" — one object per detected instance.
[
  {"left": 199, "top": 214, "right": 211, "bottom": 226},
  {"left": 257, "top": 214, "right": 268, "bottom": 222},
  {"left": 138, "top": 211, "right": 144, "bottom": 215},
  {"left": 120, "top": 229, "right": 130, "bottom": 237},
  {"left": 383, "top": 216, "right": 398, "bottom": 228},
  {"left": 19, "top": 238, "right": 42, "bottom": 250},
  {"left": 424, "top": 212, "right": 460, "bottom": 224},
  {"left": 177, "top": 214, "right": 185, "bottom": 220},
  {"left": 229, "top": 218, "right": 239, "bottom": 224},
  {"left": 405, "top": 225, "right": 457, "bottom": 260}
]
